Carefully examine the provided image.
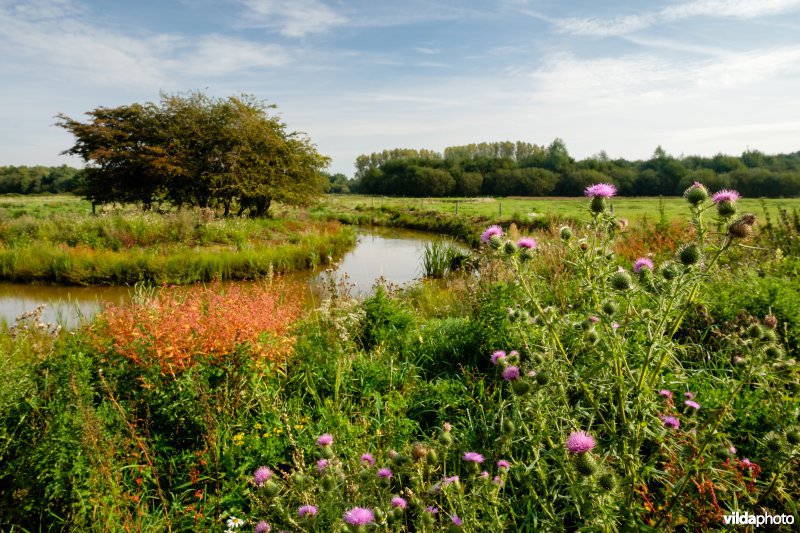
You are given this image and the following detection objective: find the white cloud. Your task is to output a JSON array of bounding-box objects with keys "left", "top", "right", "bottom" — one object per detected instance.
[
  {"left": 551, "top": 0, "right": 800, "bottom": 36},
  {"left": 238, "top": 0, "right": 347, "bottom": 37}
]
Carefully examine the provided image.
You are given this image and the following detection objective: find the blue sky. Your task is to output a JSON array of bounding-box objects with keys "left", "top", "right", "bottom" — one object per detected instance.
[{"left": 1, "top": 0, "right": 799, "bottom": 176}]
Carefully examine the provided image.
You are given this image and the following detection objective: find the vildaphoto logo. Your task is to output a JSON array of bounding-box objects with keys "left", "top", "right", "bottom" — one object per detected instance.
[{"left": 723, "top": 511, "right": 795, "bottom": 527}]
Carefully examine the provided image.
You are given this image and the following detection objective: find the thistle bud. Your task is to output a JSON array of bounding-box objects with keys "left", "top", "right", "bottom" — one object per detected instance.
[
  {"left": 764, "top": 345, "right": 785, "bottom": 359},
  {"left": 511, "top": 380, "right": 531, "bottom": 396},
  {"left": 678, "top": 244, "right": 701, "bottom": 266},
  {"left": 427, "top": 450, "right": 439, "bottom": 464},
  {"left": 580, "top": 241, "right": 589, "bottom": 252},
  {"left": 519, "top": 247, "right": 535, "bottom": 262},
  {"left": 263, "top": 480, "right": 280, "bottom": 497},
  {"left": 602, "top": 300, "right": 617, "bottom": 316},
  {"left": 598, "top": 473, "right": 617, "bottom": 491},
  {"left": 684, "top": 182, "right": 709, "bottom": 205},
  {"left": 536, "top": 370, "right": 551, "bottom": 385},
  {"left": 502, "top": 419, "right": 516, "bottom": 434},
  {"left": 728, "top": 214, "right": 756, "bottom": 239},
  {"left": 661, "top": 261, "right": 679, "bottom": 280},
  {"left": 786, "top": 427, "right": 800, "bottom": 446},
  {"left": 717, "top": 199, "right": 737, "bottom": 217},
  {"left": 412, "top": 443, "right": 429, "bottom": 462},
  {"left": 489, "top": 234, "right": 502, "bottom": 250},
  {"left": 746, "top": 324, "right": 764, "bottom": 339},
  {"left": 574, "top": 453, "right": 597, "bottom": 477},
  {"left": 762, "top": 328, "right": 778, "bottom": 342},
  {"left": 559, "top": 226, "right": 573, "bottom": 240},
  {"left": 321, "top": 475, "right": 336, "bottom": 491},
  {"left": 610, "top": 271, "right": 633, "bottom": 291},
  {"left": 503, "top": 240, "right": 517, "bottom": 255},
  {"left": 321, "top": 446, "right": 335, "bottom": 460},
  {"left": 590, "top": 196, "right": 606, "bottom": 213},
  {"left": 764, "top": 431, "right": 785, "bottom": 453},
  {"left": 439, "top": 431, "right": 453, "bottom": 446},
  {"left": 585, "top": 329, "right": 600, "bottom": 344},
  {"left": 764, "top": 314, "right": 778, "bottom": 329}
]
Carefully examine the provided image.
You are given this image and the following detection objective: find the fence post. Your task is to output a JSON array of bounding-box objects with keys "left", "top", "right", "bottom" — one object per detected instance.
[
  {"left": 455, "top": 201, "right": 458, "bottom": 215},
  {"left": 499, "top": 202, "right": 502, "bottom": 218}
]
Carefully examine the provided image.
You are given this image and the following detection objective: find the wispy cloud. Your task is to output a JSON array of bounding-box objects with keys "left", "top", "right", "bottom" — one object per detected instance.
[
  {"left": 237, "top": 0, "right": 347, "bottom": 37},
  {"left": 547, "top": 0, "right": 800, "bottom": 36}
]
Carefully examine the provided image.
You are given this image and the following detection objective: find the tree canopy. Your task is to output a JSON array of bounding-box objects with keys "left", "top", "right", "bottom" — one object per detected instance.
[
  {"left": 348, "top": 141, "right": 800, "bottom": 198},
  {"left": 56, "top": 93, "right": 329, "bottom": 216}
]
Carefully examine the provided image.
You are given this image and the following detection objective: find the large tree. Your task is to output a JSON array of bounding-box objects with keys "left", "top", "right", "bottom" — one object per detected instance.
[{"left": 57, "top": 92, "right": 329, "bottom": 216}]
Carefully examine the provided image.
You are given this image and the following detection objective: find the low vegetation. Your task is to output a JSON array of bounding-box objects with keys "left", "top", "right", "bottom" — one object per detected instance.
[{"left": 1, "top": 184, "right": 799, "bottom": 531}]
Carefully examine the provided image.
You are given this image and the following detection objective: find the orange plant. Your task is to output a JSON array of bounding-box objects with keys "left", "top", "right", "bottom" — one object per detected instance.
[{"left": 95, "top": 280, "right": 302, "bottom": 374}]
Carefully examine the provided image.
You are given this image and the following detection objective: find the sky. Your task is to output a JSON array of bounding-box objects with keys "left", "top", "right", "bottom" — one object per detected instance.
[{"left": 1, "top": 0, "right": 800, "bottom": 176}]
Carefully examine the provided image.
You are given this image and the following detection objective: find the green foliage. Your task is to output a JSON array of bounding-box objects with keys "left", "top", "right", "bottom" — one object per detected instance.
[
  {"left": 355, "top": 286, "right": 413, "bottom": 352},
  {"left": 57, "top": 92, "right": 329, "bottom": 216}
]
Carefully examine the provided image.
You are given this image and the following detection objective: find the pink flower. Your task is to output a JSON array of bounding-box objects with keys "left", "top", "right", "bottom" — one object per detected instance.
[
  {"left": 493, "top": 475, "right": 504, "bottom": 486},
  {"left": 255, "top": 521, "right": 271, "bottom": 533},
  {"left": 480, "top": 225, "right": 503, "bottom": 243},
  {"left": 377, "top": 468, "right": 393, "bottom": 479},
  {"left": 316, "top": 433, "right": 333, "bottom": 446},
  {"left": 391, "top": 497, "right": 407, "bottom": 509},
  {"left": 659, "top": 390, "right": 673, "bottom": 399},
  {"left": 316, "top": 459, "right": 329, "bottom": 473},
  {"left": 298, "top": 505, "right": 318, "bottom": 518},
  {"left": 588, "top": 315, "right": 600, "bottom": 323},
  {"left": 712, "top": 189, "right": 740, "bottom": 203},
  {"left": 451, "top": 515, "right": 463, "bottom": 526},
  {"left": 517, "top": 237, "right": 537, "bottom": 249},
  {"left": 633, "top": 257, "right": 654, "bottom": 273},
  {"left": 684, "top": 400, "right": 701, "bottom": 410},
  {"left": 502, "top": 366, "right": 520, "bottom": 381},
  {"left": 584, "top": 183, "right": 617, "bottom": 198},
  {"left": 497, "top": 459, "right": 510, "bottom": 470},
  {"left": 565, "top": 431, "right": 596, "bottom": 454},
  {"left": 253, "top": 466, "right": 273, "bottom": 487},
  {"left": 661, "top": 415, "right": 680, "bottom": 429},
  {"left": 443, "top": 475, "right": 460, "bottom": 486},
  {"left": 426, "top": 506, "right": 439, "bottom": 515},
  {"left": 344, "top": 507, "right": 375, "bottom": 526},
  {"left": 462, "top": 452, "right": 485, "bottom": 463},
  {"left": 612, "top": 322, "right": 620, "bottom": 332},
  {"left": 491, "top": 350, "right": 507, "bottom": 365},
  {"left": 359, "top": 453, "right": 375, "bottom": 467},
  {"left": 480, "top": 470, "right": 490, "bottom": 478},
  {"left": 684, "top": 391, "right": 694, "bottom": 400}
]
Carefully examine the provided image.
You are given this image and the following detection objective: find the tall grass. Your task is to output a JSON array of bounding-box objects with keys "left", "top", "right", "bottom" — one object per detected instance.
[{"left": 421, "top": 239, "right": 471, "bottom": 278}]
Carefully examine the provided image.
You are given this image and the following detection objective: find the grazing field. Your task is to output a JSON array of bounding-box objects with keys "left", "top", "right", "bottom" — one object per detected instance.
[
  {"left": 1, "top": 189, "right": 799, "bottom": 531},
  {"left": 322, "top": 194, "right": 800, "bottom": 225}
]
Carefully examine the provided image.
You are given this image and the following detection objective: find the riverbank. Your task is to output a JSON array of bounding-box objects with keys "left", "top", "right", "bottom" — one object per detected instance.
[{"left": 0, "top": 197, "right": 355, "bottom": 284}]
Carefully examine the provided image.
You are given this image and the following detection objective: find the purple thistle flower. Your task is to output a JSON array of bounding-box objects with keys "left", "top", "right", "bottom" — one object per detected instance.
[
  {"left": 480, "top": 225, "right": 503, "bottom": 243},
  {"left": 633, "top": 257, "right": 654, "bottom": 274},
  {"left": 490, "top": 350, "right": 506, "bottom": 365},
  {"left": 565, "top": 431, "right": 596, "bottom": 454},
  {"left": 480, "top": 470, "right": 490, "bottom": 478},
  {"left": 684, "top": 400, "right": 701, "bottom": 410},
  {"left": 298, "top": 505, "right": 318, "bottom": 518},
  {"left": 612, "top": 322, "right": 620, "bottom": 332},
  {"left": 316, "top": 459, "right": 329, "bottom": 473},
  {"left": 426, "top": 506, "right": 439, "bottom": 515},
  {"left": 451, "top": 515, "right": 463, "bottom": 526},
  {"left": 497, "top": 459, "right": 510, "bottom": 470},
  {"left": 712, "top": 189, "right": 741, "bottom": 203},
  {"left": 517, "top": 237, "right": 537, "bottom": 250},
  {"left": 443, "top": 475, "right": 460, "bottom": 486},
  {"left": 493, "top": 475, "right": 504, "bottom": 486},
  {"left": 584, "top": 183, "right": 617, "bottom": 198},
  {"left": 729, "top": 445, "right": 737, "bottom": 454},
  {"left": 684, "top": 391, "right": 694, "bottom": 400},
  {"left": 253, "top": 466, "right": 273, "bottom": 487},
  {"left": 588, "top": 315, "right": 600, "bottom": 323},
  {"left": 377, "top": 468, "right": 393, "bottom": 479},
  {"left": 359, "top": 453, "right": 375, "bottom": 467},
  {"left": 343, "top": 507, "right": 375, "bottom": 526},
  {"left": 391, "top": 496, "right": 407, "bottom": 509},
  {"left": 502, "top": 366, "right": 520, "bottom": 381},
  {"left": 316, "top": 433, "right": 333, "bottom": 446},
  {"left": 661, "top": 415, "right": 680, "bottom": 429},
  {"left": 255, "top": 521, "right": 271, "bottom": 533},
  {"left": 741, "top": 458, "right": 754, "bottom": 469},
  {"left": 659, "top": 389, "right": 673, "bottom": 399},
  {"left": 463, "top": 452, "right": 485, "bottom": 463}
]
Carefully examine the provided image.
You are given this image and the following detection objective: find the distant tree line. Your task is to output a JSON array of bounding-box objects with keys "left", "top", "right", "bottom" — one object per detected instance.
[
  {"left": 0, "top": 165, "right": 82, "bottom": 194},
  {"left": 57, "top": 92, "right": 329, "bottom": 216},
  {"left": 346, "top": 140, "right": 800, "bottom": 197}
]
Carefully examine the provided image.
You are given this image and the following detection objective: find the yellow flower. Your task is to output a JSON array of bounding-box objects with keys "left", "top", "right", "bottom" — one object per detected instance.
[
  {"left": 262, "top": 432, "right": 271, "bottom": 438},
  {"left": 254, "top": 423, "right": 263, "bottom": 430},
  {"left": 294, "top": 424, "right": 303, "bottom": 430},
  {"left": 274, "top": 428, "right": 283, "bottom": 435}
]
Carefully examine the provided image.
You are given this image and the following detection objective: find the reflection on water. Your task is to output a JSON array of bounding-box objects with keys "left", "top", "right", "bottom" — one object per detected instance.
[{"left": 0, "top": 228, "right": 463, "bottom": 327}]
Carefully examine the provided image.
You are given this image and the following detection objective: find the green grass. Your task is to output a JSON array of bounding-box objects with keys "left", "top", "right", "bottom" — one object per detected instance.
[{"left": 321, "top": 194, "right": 800, "bottom": 224}]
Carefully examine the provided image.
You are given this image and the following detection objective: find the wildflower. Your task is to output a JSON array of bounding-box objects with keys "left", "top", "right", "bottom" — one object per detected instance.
[
  {"left": 684, "top": 182, "right": 709, "bottom": 205},
  {"left": 633, "top": 257, "right": 654, "bottom": 274},
  {"left": 227, "top": 516, "right": 245, "bottom": 529},
  {"left": 559, "top": 225, "right": 573, "bottom": 240},
  {"left": 490, "top": 350, "right": 507, "bottom": 365},
  {"left": 712, "top": 189, "right": 741, "bottom": 203},
  {"left": 493, "top": 475, "right": 504, "bottom": 486},
  {"left": 588, "top": 315, "right": 600, "bottom": 323},
  {"left": 360, "top": 453, "right": 375, "bottom": 467},
  {"left": 659, "top": 390, "right": 673, "bottom": 399},
  {"left": 344, "top": 507, "right": 375, "bottom": 526},
  {"left": 684, "top": 391, "right": 694, "bottom": 399},
  {"left": 566, "top": 431, "right": 596, "bottom": 454},
  {"left": 612, "top": 322, "right": 620, "bottom": 332},
  {"left": 426, "top": 506, "right": 440, "bottom": 514},
  {"left": 391, "top": 496, "right": 407, "bottom": 509},
  {"left": 254, "top": 521, "right": 271, "bottom": 533},
  {"left": 610, "top": 270, "right": 633, "bottom": 291},
  {"left": 584, "top": 183, "right": 617, "bottom": 198},
  {"left": 497, "top": 459, "right": 510, "bottom": 470},
  {"left": 741, "top": 458, "right": 754, "bottom": 469},
  {"left": 480, "top": 470, "right": 489, "bottom": 478},
  {"left": 684, "top": 400, "right": 701, "bottom": 410},
  {"left": 316, "top": 433, "right": 333, "bottom": 446},
  {"left": 377, "top": 468, "right": 393, "bottom": 479},
  {"left": 443, "top": 475, "right": 460, "bottom": 486},
  {"left": 728, "top": 214, "right": 756, "bottom": 239},
  {"left": 678, "top": 244, "right": 701, "bottom": 266},
  {"left": 729, "top": 445, "right": 737, "bottom": 454},
  {"left": 316, "top": 459, "right": 329, "bottom": 473},
  {"left": 502, "top": 366, "right": 520, "bottom": 381},
  {"left": 517, "top": 237, "right": 537, "bottom": 250},
  {"left": 480, "top": 225, "right": 503, "bottom": 243},
  {"left": 661, "top": 415, "right": 680, "bottom": 429},
  {"left": 451, "top": 515, "right": 463, "bottom": 526},
  {"left": 713, "top": 189, "right": 740, "bottom": 216},
  {"left": 253, "top": 467, "right": 273, "bottom": 487},
  {"left": 463, "top": 452, "right": 485, "bottom": 463},
  {"left": 298, "top": 505, "right": 318, "bottom": 518}
]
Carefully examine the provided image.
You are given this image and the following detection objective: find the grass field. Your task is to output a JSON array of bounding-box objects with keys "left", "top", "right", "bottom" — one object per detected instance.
[{"left": 323, "top": 194, "right": 800, "bottom": 224}]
